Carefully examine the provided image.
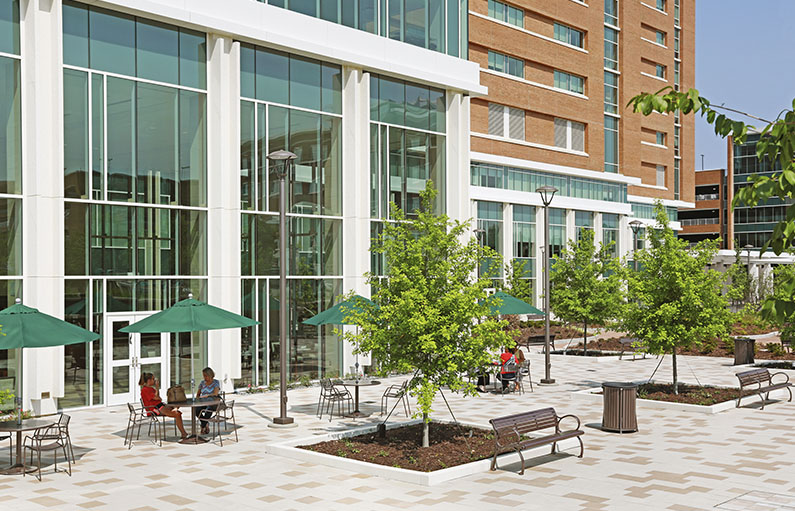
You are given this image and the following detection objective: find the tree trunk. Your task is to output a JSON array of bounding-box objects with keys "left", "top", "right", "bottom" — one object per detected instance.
[
  {"left": 672, "top": 348, "right": 678, "bottom": 395},
  {"left": 422, "top": 413, "right": 429, "bottom": 448},
  {"left": 583, "top": 321, "right": 588, "bottom": 356}
]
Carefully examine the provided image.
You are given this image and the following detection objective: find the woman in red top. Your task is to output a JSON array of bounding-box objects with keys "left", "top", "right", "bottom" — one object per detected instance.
[{"left": 139, "top": 372, "right": 188, "bottom": 440}]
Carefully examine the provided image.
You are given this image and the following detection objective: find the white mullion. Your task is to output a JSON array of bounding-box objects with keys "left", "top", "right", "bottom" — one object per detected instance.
[
  {"left": 62, "top": 64, "right": 206, "bottom": 95},
  {"left": 253, "top": 103, "right": 259, "bottom": 211},
  {"left": 103, "top": 74, "right": 108, "bottom": 202},
  {"left": 64, "top": 197, "right": 208, "bottom": 213},
  {"left": 0, "top": 50, "right": 20, "bottom": 61},
  {"left": 88, "top": 72, "right": 93, "bottom": 201}
]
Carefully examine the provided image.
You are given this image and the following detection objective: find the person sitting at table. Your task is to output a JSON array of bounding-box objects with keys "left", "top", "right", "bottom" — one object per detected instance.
[
  {"left": 195, "top": 367, "right": 221, "bottom": 435},
  {"left": 139, "top": 372, "right": 188, "bottom": 440},
  {"left": 495, "top": 347, "right": 519, "bottom": 393},
  {"left": 513, "top": 345, "right": 526, "bottom": 365}
]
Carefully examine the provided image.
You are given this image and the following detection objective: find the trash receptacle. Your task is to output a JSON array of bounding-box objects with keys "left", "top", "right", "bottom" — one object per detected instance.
[
  {"left": 734, "top": 337, "right": 755, "bottom": 366},
  {"left": 602, "top": 382, "right": 638, "bottom": 433}
]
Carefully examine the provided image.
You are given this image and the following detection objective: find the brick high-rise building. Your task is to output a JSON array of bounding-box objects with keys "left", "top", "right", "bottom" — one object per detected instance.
[{"left": 468, "top": 0, "right": 694, "bottom": 304}]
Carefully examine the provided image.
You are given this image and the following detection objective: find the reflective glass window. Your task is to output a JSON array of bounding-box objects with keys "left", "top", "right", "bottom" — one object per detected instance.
[
  {"left": 63, "top": 1, "right": 88, "bottom": 67},
  {"left": 89, "top": 8, "right": 136, "bottom": 76},
  {"left": 0, "top": 57, "right": 21, "bottom": 195}
]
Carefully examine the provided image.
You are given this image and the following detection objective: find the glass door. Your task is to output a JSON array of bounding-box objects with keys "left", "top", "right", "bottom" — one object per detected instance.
[{"left": 106, "top": 315, "right": 168, "bottom": 407}]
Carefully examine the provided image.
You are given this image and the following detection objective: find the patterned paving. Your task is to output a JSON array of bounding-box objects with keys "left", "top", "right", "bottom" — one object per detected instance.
[{"left": 3, "top": 349, "right": 795, "bottom": 510}]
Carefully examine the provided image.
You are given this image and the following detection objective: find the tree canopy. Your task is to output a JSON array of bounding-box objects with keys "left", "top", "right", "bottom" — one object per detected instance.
[
  {"left": 345, "top": 182, "right": 510, "bottom": 447},
  {"left": 550, "top": 229, "right": 624, "bottom": 354},
  {"left": 621, "top": 204, "right": 730, "bottom": 393}
]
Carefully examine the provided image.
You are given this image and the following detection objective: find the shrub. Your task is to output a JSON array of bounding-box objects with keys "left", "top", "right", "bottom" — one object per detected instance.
[{"left": 764, "top": 342, "right": 786, "bottom": 357}]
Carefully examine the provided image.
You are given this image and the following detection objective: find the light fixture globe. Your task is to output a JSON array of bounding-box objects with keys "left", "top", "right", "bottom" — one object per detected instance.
[
  {"left": 629, "top": 219, "right": 643, "bottom": 235},
  {"left": 536, "top": 185, "right": 558, "bottom": 206},
  {"left": 266, "top": 150, "right": 297, "bottom": 179}
]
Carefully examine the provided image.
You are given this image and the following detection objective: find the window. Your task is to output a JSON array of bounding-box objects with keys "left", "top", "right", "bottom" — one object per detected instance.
[
  {"left": 674, "top": 159, "right": 680, "bottom": 200},
  {"left": 604, "top": 27, "right": 618, "bottom": 70},
  {"left": 604, "top": 116, "right": 618, "bottom": 173},
  {"left": 604, "top": 72, "right": 618, "bottom": 114},
  {"left": 513, "top": 205, "right": 536, "bottom": 305},
  {"left": 554, "top": 23, "right": 584, "bottom": 49},
  {"left": 602, "top": 213, "right": 619, "bottom": 257},
  {"left": 655, "top": 30, "right": 666, "bottom": 45},
  {"left": 656, "top": 131, "right": 666, "bottom": 146},
  {"left": 674, "top": 27, "right": 680, "bottom": 59},
  {"left": 553, "top": 70, "right": 585, "bottom": 95},
  {"left": 604, "top": 0, "right": 618, "bottom": 26},
  {"left": 656, "top": 165, "right": 665, "bottom": 187},
  {"left": 477, "top": 201, "right": 503, "bottom": 276},
  {"left": 554, "top": 118, "right": 585, "bottom": 152},
  {"left": 655, "top": 64, "right": 666, "bottom": 79},
  {"left": 549, "top": 208, "right": 566, "bottom": 258},
  {"left": 656, "top": 0, "right": 666, "bottom": 11},
  {"left": 488, "top": 0, "right": 523, "bottom": 28},
  {"left": 575, "top": 211, "right": 593, "bottom": 239},
  {"left": 488, "top": 51, "right": 524, "bottom": 78},
  {"left": 488, "top": 103, "right": 524, "bottom": 140}
]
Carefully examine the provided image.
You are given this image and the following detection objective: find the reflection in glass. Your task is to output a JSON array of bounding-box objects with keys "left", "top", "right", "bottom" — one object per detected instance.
[
  {"left": 112, "top": 366, "right": 129, "bottom": 395},
  {"left": 112, "top": 321, "right": 130, "bottom": 360},
  {"left": 140, "top": 332, "right": 161, "bottom": 358},
  {"left": 137, "top": 83, "right": 178, "bottom": 204},
  {"left": 61, "top": 279, "right": 90, "bottom": 409},
  {"left": 92, "top": 74, "right": 104, "bottom": 199},
  {"left": 0, "top": 57, "right": 21, "bottom": 195},
  {"left": 0, "top": 0, "right": 19, "bottom": 56},
  {"left": 107, "top": 77, "right": 136, "bottom": 202},
  {"left": 63, "top": 1, "right": 88, "bottom": 67},
  {"left": 64, "top": 69, "right": 90, "bottom": 199},
  {"left": 136, "top": 19, "right": 179, "bottom": 85},
  {"left": 88, "top": 7, "right": 135, "bottom": 76},
  {"left": 0, "top": 198, "right": 22, "bottom": 276},
  {"left": 240, "top": 101, "right": 255, "bottom": 210},
  {"left": 289, "top": 56, "right": 321, "bottom": 111}
]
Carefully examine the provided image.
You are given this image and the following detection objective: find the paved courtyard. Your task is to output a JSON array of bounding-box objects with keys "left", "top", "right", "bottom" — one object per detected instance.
[{"left": 2, "top": 349, "right": 795, "bottom": 511}]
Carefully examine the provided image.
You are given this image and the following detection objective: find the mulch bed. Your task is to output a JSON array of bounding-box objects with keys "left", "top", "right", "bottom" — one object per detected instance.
[
  {"left": 636, "top": 383, "right": 753, "bottom": 406},
  {"left": 574, "top": 338, "right": 795, "bottom": 360},
  {"left": 513, "top": 325, "right": 584, "bottom": 344},
  {"left": 551, "top": 349, "right": 618, "bottom": 357},
  {"left": 298, "top": 422, "right": 495, "bottom": 472}
]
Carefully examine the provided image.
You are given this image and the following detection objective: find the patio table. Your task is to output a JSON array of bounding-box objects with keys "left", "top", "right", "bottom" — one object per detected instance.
[
  {"left": 166, "top": 397, "right": 222, "bottom": 444},
  {"left": 0, "top": 418, "right": 56, "bottom": 474},
  {"left": 338, "top": 379, "right": 380, "bottom": 418}
]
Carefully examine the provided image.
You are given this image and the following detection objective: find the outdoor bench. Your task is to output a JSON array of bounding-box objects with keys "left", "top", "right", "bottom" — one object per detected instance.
[
  {"left": 736, "top": 368, "right": 793, "bottom": 409},
  {"left": 488, "top": 407, "right": 584, "bottom": 475}
]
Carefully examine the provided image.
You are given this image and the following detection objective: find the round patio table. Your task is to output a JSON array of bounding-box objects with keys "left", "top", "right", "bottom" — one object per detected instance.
[
  {"left": 166, "top": 397, "right": 222, "bottom": 444},
  {"left": 338, "top": 380, "right": 380, "bottom": 418},
  {"left": 0, "top": 418, "right": 57, "bottom": 474}
]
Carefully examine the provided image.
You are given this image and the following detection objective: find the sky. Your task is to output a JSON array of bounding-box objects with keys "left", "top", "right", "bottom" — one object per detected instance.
[{"left": 695, "top": 0, "right": 795, "bottom": 170}]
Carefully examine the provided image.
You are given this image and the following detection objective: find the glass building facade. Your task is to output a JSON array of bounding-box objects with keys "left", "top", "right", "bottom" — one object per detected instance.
[
  {"left": 0, "top": 0, "right": 21, "bottom": 407},
  {"left": 258, "top": 0, "right": 468, "bottom": 58}
]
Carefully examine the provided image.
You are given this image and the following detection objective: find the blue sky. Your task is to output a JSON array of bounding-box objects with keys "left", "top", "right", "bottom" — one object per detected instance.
[{"left": 695, "top": 0, "right": 795, "bottom": 170}]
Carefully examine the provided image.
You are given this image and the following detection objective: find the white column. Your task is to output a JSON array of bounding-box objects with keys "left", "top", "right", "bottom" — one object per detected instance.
[
  {"left": 445, "top": 92, "right": 470, "bottom": 224},
  {"left": 340, "top": 67, "right": 371, "bottom": 370},
  {"left": 20, "top": 0, "right": 64, "bottom": 415},
  {"left": 593, "top": 212, "right": 603, "bottom": 247},
  {"left": 565, "top": 209, "right": 575, "bottom": 246},
  {"left": 502, "top": 203, "right": 512, "bottom": 275},
  {"left": 205, "top": 35, "right": 241, "bottom": 392}
]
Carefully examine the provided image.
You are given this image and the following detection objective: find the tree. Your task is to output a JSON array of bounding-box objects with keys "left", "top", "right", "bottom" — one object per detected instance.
[
  {"left": 628, "top": 87, "right": 795, "bottom": 323},
  {"left": 725, "top": 244, "right": 753, "bottom": 307},
  {"left": 502, "top": 259, "right": 533, "bottom": 303},
  {"left": 346, "top": 182, "right": 510, "bottom": 447},
  {"left": 549, "top": 229, "right": 624, "bottom": 355},
  {"left": 621, "top": 204, "right": 730, "bottom": 394}
]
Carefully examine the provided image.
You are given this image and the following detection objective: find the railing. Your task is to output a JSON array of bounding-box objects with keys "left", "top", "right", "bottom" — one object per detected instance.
[
  {"left": 680, "top": 218, "right": 720, "bottom": 226},
  {"left": 695, "top": 193, "right": 719, "bottom": 201}
]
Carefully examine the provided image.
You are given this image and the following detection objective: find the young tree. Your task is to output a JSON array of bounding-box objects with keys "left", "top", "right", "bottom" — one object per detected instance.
[
  {"left": 346, "top": 182, "right": 510, "bottom": 447},
  {"left": 622, "top": 204, "right": 730, "bottom": 393},
  {"left": 549, "top": 229, "right": 624, "bottom": 355},
  {"left": 502, "top": 259, "right": 533, "bottom": 303},
  {"left": 725, "top": 245, "right": 753, "bottom": 307}
]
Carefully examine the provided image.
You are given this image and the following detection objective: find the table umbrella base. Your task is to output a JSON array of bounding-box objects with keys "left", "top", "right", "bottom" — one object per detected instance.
[
  {"left": 179, "top": 435, "right": 208, "bottom": 445},
  {"left": 345, "top": 411, "right": 371, "bottom": 418},
  {"left": 1, "top": 463, "right": 38, "bottom": 475}
]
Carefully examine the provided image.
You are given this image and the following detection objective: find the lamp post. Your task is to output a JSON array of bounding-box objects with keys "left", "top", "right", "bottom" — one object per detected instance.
[
  {"left": 629, "top": 220, "right": 643, "bottom": 272},
  {"left": 267, "top": 149, "right": 297, "bottom": 427},
  {"left": 536, "top": 185, "right": 558, "bottom": 385}
]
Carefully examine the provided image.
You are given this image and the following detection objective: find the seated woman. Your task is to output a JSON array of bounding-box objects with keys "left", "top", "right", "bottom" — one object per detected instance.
[
  {"left": 495, "top": 347, "right": 518, "bottom": 393},
  {"left": 195, "top": 367, "right": 221, "bottom": 435},
  {"left": 139, "top": 372, "right": 188, "bottom": 440}
]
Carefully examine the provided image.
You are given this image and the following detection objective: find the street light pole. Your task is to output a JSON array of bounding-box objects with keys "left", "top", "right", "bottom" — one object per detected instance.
[
  {"left": 267, "top": 149, "right": 297, "bottom": 427},
  {"left": 629, "top": 220, "right": 643, "bottom": 273},
  {"left": 536, "top": 185, "right": 558, "bottom": 385}
]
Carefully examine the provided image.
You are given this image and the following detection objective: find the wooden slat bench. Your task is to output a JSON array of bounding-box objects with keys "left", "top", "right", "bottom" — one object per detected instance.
[
  {"left": 488, "top": 407, "right": 584, "bottom": 475},
  {"left": 736, "top": 368, "right": 793, "bottom": 409}
]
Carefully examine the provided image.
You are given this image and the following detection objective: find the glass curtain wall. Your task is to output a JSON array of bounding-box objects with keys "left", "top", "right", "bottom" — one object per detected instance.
[
  {"left": 604, "top": 1, "right": 619, "bottom": 173},
  {"left": 476, "top": 201, "right": 502, "bottom": 278},
  {"left": 0, "top": 0, "right": 22, "bottom": 408},
  {"left": 512, "top": 205, "right": 535, "bottom": 305},
  {"left": 575, "top": 211, "right": 593, "bottom": 239},
  {"left": 370, "top": 74, "right": 446, "bottom": 220},
  {"left": 238, "top": 44, "right": 343, "bottom": 387},
  {"left": 61, "top": 1, "right": 208, "bottom": 408},
  {"left": 602, "top": 213, "right": 619, "bottom": 257},
  {"left": 548, "top": 208, "right": 566, "bottom": 258},
  {"left": 258, "top": 0, "right": 468, "bottom": 58}
]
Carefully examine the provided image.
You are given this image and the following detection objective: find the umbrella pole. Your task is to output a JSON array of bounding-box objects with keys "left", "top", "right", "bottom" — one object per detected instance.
[
  {"left": 190, "top": 331, "right": 195, "bottom": 400},
  {"left": 16, "top": 347, "right": 22, "bottom": 424}
]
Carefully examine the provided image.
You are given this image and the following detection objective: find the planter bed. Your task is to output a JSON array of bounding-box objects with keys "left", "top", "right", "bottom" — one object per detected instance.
[
  {"left": 267, "top": 419, "right": 581, "bottom": 486},
  {"left": 571, "top": 382, "right": 793, "bottom": 414},
  {"left": 754, "top": 361, "right": 795, "bottom": 370},
  {"left": 551, "top": 349, "right": 622, "bottom": 359}
]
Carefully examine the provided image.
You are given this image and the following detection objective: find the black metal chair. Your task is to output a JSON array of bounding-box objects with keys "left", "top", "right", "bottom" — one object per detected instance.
[
  {"left": 380, "top": 380, "right": 411, "bottom": 416},
  {"left": 317, "top": 379, "right": 352, "bottom": 421},
  {"left": 0, "top": 431, "right": 10, "bottom": 465},
  {"left": 206, "top": 399, "right": 239, "bottom": 446},
  {"left": 23, "top": 423, "right": 71, "bottom": 480},
  {"left": 517, "top": 361, "right": 533, "bottom": 394}
]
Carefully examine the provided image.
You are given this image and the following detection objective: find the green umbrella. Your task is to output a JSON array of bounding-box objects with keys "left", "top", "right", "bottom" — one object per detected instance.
[
  {"left": 302, "top": 295, "right": 375, "bottom": 326},
  {"left": 120, "top": 294, "right": 259, "bottom": 395},
  {"left": 0, "top": 298, "right": 100, "bottom": 423},
  {"left": 486, "top": 291, "right": 544, "bottom": 316}
]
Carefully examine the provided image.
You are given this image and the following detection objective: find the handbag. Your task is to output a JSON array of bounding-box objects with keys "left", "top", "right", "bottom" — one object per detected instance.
[{"left": 167, "top": 385, "right": 187, "bottom": 403}]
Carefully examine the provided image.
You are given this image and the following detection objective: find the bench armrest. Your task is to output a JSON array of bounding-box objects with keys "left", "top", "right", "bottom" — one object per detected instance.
[
  {"left": 557, "top": 414, "right": 581, "bottom": 431},
  {"left": 771, "top": 372, "right": 791, "bottom": 385}
]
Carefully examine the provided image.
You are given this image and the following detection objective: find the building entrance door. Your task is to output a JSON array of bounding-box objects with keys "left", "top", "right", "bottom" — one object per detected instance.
[{"left": 106, "top": 315, "right": 168, "bottom": 407}]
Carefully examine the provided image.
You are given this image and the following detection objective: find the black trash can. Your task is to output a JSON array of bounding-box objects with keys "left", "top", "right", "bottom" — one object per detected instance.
[
  {"left": 734, "top": 337, "right": 755, "bottom": 366},
  {"left": 601, "top": 382, "right": 638, "bottom": 433}
]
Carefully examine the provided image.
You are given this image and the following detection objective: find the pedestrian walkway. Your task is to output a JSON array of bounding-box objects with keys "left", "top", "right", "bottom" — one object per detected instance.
[{"left": 2, "top": 350, "right": 794, "bottom": 511}]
